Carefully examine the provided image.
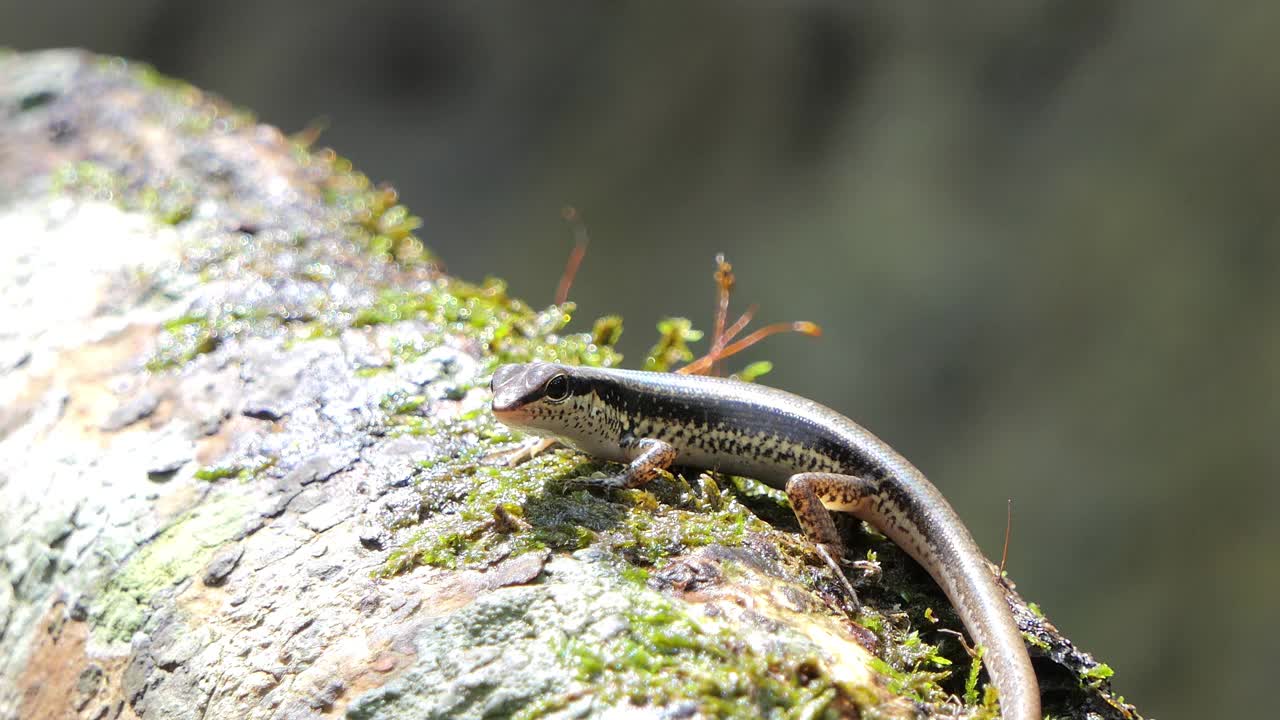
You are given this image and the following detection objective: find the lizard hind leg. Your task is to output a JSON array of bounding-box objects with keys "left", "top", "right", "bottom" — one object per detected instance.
[{"left": 785, "top": 472, "right": 880, "bottom": 604}]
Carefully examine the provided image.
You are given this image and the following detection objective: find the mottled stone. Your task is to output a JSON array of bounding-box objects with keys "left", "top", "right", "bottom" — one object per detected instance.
[
  {"left": 179, "top": 368, "right": 240, "bottom": 437},
  {"left": 150, "top": 618, "right": 210, "bottom": 671},
  {"left": 477, "top": 550, "right": 549, "bottom": 590},
  {"left": 357, "top": 526, "right": 387, "bottom": 550},
  {"left": 121, "top": 644, "right": 156, "bottom": 709},
  {"left": 356, "top": 594, "right": 380, "bottom": 616},
  {"left": 68, "top": 595, "right": 89, "bottom": 622},
  {"left": 242, "top": 525, "right": 310, "bottom": 572},
  {"left": 286, "top": 487, "right": 327, "bottom": 515},
  {"left": 377, "top": 436, "right": 436, "bottom": 462},
  {"left": 241, "top": 366, "right": 299, "bottom": 421},
  {"left": 306, "top": 679, "right": 344, "bottom": 710},
  {"left": 307, "top": 563, "right": 343, "bottom": 582},
  {"left": 370, "top": 652, "right": 397, "bottom": 674},
  {"left": 398, "top": 356, "right": 446, "bottom": 387},
  {"left": 13, "top": 549, "right": 56, "bottom": 602},
  {"left": 145, "top": 434, "right": 194, "bottom": 479},
  {"left": 100, "top": 390, "right": 160, "bottom": 432},
  {"left": 358, "top": 440, "right": 430, "bottom": 498},
  {"left": 346, "top": 559, "right": 624, "bottom": 720},
  {"left": 282, "top": 452, "right": 355, "bottom": 487},
  {"left": 375, "top": 487, "right": 423, "bottom": 527},
  {"left": 202, "top": 543, "right": 244, "bottom": 587},
  {"left": 73, "top": 663, "right": 105, "bottom": 710}
]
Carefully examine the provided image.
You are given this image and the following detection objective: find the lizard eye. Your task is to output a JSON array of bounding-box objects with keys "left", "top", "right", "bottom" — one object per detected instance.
[{"left": 544, "top": 374, "right": 571, "bottom": 402}]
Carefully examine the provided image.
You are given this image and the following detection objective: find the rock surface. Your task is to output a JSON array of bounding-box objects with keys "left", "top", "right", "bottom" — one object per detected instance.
[{"left": 0, "top": 49, "right": 1143, "bottom": 720}]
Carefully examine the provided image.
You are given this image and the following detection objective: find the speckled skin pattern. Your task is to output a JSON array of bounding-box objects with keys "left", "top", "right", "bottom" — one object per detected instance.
[{"left": 492, "top": 362, "right": 1040, "bottom": 720}]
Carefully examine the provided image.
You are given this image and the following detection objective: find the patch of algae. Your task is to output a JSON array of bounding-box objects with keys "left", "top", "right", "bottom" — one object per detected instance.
[{"left": 91, "top": 492, "right": 252, "bottom": 643}]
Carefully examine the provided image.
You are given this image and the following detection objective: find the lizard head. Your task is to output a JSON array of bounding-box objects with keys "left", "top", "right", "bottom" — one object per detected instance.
[{"left": 490, "top": 362, "right": 583, "bottom": 431}]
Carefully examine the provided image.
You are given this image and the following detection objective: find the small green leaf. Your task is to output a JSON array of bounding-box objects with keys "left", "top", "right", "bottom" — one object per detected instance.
[
  {"left": 964, "top": 645, "right": 986, "bottom": 705},
  {"left": 1082, "top": 663, "right": 1114, "bottom": 680},
  {"left": 644, "top": 317, "right": 703, "bottom": 372},
  {"left": 737, "top": 360, "right": 773, "bottom": 382},
  {"left": 592, "top": 315, "right": 624, "bottom": 347}
]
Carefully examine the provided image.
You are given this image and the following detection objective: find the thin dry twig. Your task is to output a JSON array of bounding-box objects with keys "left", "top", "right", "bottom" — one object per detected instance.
[
  {"left": 677, "top": 253, "right": 821, "bottom": 377},
  {"left": 555, "top": 206, "right": 590, "bottom": 306},
  {"left": 709, "top": 254, "right": 735, "bottom": 375},
  {"left": 679, "top": 321, "right": 822, "bottom": 376},
  {"left": 1000, "top": 498, "right": 1013, "bottom": 575},
  {"left": 938, "top": 628, "right": 979, "bottom": 658},
  {"left": 718, "top": 305, "right": 757, "bottom": 348}
]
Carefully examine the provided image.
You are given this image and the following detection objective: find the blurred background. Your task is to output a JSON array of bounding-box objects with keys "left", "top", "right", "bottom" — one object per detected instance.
[{"left": 3, "top": 2, "right": 1276, "bottom": 718}]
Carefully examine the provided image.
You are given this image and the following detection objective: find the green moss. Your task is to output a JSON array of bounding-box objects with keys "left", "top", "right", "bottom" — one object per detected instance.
[
  {"left": 349, "top": 279, "right": 622, "bottom": 371},
  {"left": 1081, "top": 662, "right": 1115, "bottom": 688},
  {"left": 865, "top": 656, "right": 946, "bottom": 707},
  {"left": 379, "top": 391, "right": 427, "bottom": 415},
  {"left": 553, "top": 593, "right": 845, "bottom": 719},
  {"left": 94, "top": 56, "right": 257, "bottom": 133},
  {"left": 613, "top": 486, "right": 760, "bottom": 566},
  {"left": 376, "top": 440, "right": 598, "bottom": 575},
  {"left": 1023, "top": 630, "right": 1052, "bottom": 651},
  {"left": 148, "top": 309, "right": 273, "bottom": 370},
  {"left": 591, "top": 315, "right": 624, "bottom": 347},
  {"left": 43, "top": 61, "right": 634, "bottom": 377},
  {"left": 193, "top": 457, "right": 274, "bottom": 483},
  {"left": 52, "top": 59, "right": 436, "bottom": 269},
  {"left": 643, "top": 317, "right": 703, "bottom": 371},
  {"left": 737, "top": 360, "right": 774, "bottom": 382},
  {"left": 50, "top": 160, "right": 197, "bottom": 226},
  {"left": 309, "top": 152, "right": 433, "bottom": 267},
  {"left": 194, "top": 465, "right": 241, "bottom": 482},
  {"left": 146, "top": 272, "right": 625, "bottom": 376},
  {"left": 379, "top": 417, "right": 771, "bottom": 576},
  {"left": 964, "top": 646, "right": 985, "bottom": 705}
]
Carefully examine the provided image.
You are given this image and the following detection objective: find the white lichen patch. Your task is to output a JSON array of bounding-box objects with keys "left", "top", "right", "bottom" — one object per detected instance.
[
  {"left": 0, "top": 198, "right": 182, "bottom": 348},
  {"left": 0, "top": 198, "right": 193, "bottom": 714}
]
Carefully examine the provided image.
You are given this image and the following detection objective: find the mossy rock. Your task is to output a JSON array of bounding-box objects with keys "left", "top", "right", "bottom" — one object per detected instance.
[{"left": 0, "top": 49, "right": 1142, "bottom": 720}]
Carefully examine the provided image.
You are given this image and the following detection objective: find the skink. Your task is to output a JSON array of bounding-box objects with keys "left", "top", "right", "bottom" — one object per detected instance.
[{"left": 491, "top": 362, "right": 1040, "bottom": 720}]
